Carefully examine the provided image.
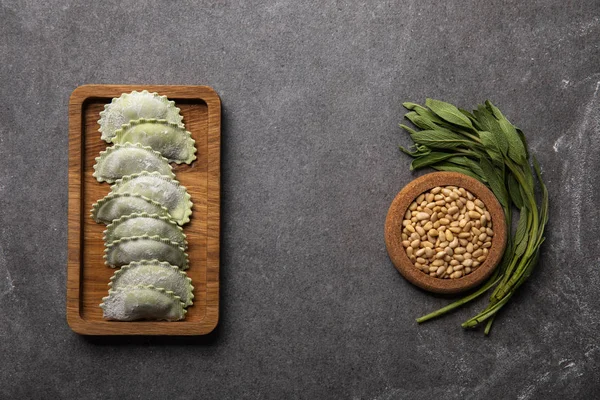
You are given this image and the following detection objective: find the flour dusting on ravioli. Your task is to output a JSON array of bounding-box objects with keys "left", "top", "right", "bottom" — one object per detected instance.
[
  {"left": 99, "top": 90, "right": 184, "bottom": 143},
  {"left": 110, "top": 260, "right": 194, "bottom": 306},
  {"left": 105, "top": 235, "right": 189, "bottom": 270},
  {"left": 100, "top": 285, "right": 186, "bottom": 321},
  {"left": 113, "top": 119, "right": 197, "bottom": 164},
  {"left": 110, "top": 171, "right": 193, "bottom": 225},
  {"left": 93, "top": 143, "right": 175, "bottom": 183},
  {"left": 91, "top": 193, "right": 172, "bottom": 224},
  {"left": 104, "top": 213, "right": 187, "bottom": 249}
]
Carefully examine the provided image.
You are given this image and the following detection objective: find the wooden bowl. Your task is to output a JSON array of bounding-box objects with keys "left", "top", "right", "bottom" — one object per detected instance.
[{"left": 384, "top": 172, "right": 507, "bottom": 294}]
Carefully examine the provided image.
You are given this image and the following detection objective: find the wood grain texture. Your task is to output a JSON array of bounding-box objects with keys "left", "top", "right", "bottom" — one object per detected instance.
[
  {"left": 67, "top": 85, "right": 220, "bottom": 335},
  {"left": 384, "top": 172, "right": 507, "bottom": 294}
]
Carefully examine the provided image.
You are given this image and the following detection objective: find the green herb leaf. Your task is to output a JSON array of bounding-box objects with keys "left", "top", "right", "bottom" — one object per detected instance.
[
  {"left": 486, "top": 101, "right": 527, "bottom": 164},
  {"left": 479, "top": 156, "right": 509, "bottom": 208},
  {"left": 410, "top": 130, "right": 474, "bottom": 149},
  {"left": 516, "top": 128, "right": 530, "bottom": 160},
  {"left": 410, "top": 152, "right": 458, "bottom": 170},
  {"left": 507, "top": 173, "right": 524, "bottom": 208},
  {"left": 513, "top": 207, "right": 529, "bottom": 257},
  {"left": 431, "top": 162, "right": 483, "bottom": 181},
  {"left": 399, "top": 123, "right": 418, "bottom": 136},
  {"left": 405, "top": 112, "right": 447, "bottom": 132},
  {"left": 447, "top": 156, "right": 487, "bottom": 182},
  {"left": 426, "top": 98, "right": 474, "bottom": 129},
  {"left": 479, "top": 131, "right": 505, "bottom": 166},
  {"left": 459, "top": 108, "right": 483, "bottom": 130}
]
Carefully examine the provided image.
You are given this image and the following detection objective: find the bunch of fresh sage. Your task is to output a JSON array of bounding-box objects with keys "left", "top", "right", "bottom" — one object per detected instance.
[{"left": 399, "top": 99, "right": 548, "bottom": 335}]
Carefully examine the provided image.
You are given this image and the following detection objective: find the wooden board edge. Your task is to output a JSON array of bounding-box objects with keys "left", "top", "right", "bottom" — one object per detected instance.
[
  {"left": 204, "top": 86, "right": 221, "bottom": 334},
  {"left": 67, "top": 85, "right": 85, "bottom": 332}
]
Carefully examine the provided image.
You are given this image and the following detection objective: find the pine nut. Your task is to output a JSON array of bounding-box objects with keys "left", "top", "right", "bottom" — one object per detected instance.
[
  {"left": 447, "top": 206, "right": 459, "bottom": 215},
  {"left": 450, "top": 271, "right": 463, "bottom": 279},
  {"left": 438, "top": 231, "right": 446, "bottom": 242},
  {"left": 416, "top": 212, "right": 430, "bottom": 221},
  {"left": 468, "top": 210, "right": 481, "bottom": 219}
]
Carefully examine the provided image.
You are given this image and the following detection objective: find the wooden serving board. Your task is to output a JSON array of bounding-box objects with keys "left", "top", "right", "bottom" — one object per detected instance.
[{"left": 67, "top": 85, "right": 220, "bottom": 335}]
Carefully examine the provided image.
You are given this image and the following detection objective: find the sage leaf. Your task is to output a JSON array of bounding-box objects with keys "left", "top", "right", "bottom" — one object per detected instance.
[
  {"left": 426, "top": 98, "right": 474, "bottom": 129},
  {"left": 486, "top": 101, "right": 527, "bottom": 164},
  {"left": 410, "top": 152, "right": 458, "bottom": 170},
  {"left": 479, "top": 156, "right": 509, "bottom": 208},
  {"left": 447, "top": 156, "right": 487, "bottom": 182},
  {"left": 513, "top": 207, "right": 529, "bottom": 257},
  {"left": 507, "top": 172, "right": 523, "bottom": 209},
  {"left": 432, "top": 162, "right": 483, "bottom": 181},
  {"left": 410, "top": 130, "right": 473, "bottom": 149},
  {"left": 479, "top": 131, "right": 505, "bottom": 166},
  {"left": 405, "top": 112, "right": 446, "bottom": 132}
]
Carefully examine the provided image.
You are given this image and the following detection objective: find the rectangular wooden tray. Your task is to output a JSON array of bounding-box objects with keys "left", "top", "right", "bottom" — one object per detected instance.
[{"left": 67, "top": 84, "right": 220, "bottom": 335}]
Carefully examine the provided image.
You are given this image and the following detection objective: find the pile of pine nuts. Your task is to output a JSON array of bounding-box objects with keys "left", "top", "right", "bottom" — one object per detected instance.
[{"left": 401, "top": 186, "right": 494, "bottom": 279}]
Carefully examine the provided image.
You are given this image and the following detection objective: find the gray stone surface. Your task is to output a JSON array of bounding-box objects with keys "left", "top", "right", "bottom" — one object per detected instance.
[{"left": 1, "top": 0, "right": 599, "bottom": 398}]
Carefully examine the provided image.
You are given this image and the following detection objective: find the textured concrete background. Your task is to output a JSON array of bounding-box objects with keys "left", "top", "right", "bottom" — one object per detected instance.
[{"left": 1, "top": 0, "right": 599, "bottom": 398}]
